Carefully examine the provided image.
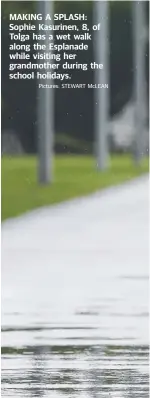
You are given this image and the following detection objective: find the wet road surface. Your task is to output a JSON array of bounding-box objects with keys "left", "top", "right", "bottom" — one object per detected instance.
[{"left": 1, "top": 177, "right": 149, "bottom": 397}]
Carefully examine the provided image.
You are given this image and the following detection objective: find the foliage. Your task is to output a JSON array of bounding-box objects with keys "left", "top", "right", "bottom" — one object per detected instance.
[{"left": 1, "top": 1, "right": 149, "bottom": 152}]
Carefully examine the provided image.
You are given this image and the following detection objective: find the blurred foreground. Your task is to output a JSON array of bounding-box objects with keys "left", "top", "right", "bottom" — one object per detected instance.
[{"left": 1, "top": 176, "right": 149, "bottom": 397}]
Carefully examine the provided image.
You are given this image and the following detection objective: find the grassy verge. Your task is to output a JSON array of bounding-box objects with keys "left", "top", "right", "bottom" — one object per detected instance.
[{"left": 1, "top": 155, "right": 149, "bottom": 221}]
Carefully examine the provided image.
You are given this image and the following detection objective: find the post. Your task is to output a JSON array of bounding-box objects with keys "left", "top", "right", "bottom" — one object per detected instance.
[
  {"left": 132, "top": 1, "right": 146, "bottom": 163},
  {"left": 37, "top": 0, "right": 54, "bottom": 184},
  {"left": 94, "top": 0, "right": 109, "bottom": 170}
]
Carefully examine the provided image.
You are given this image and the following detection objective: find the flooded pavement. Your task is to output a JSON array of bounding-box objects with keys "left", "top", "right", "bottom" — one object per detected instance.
[{"left": 1, "top": 177, "right": 149, "bottom": 397}]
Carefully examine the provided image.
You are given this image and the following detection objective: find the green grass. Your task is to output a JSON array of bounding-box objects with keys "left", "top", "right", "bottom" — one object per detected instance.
[{"left": 1, "top": 155, "right": 149, "bottom": 221}]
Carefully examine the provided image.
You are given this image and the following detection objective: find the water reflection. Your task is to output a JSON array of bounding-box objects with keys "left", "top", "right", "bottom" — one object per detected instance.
[
  {"left": 2, "top": 343, "right": 149, "bottom": 397},
  {"left": 1, "top": 178, "right": 149, "bottom": 397}
]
